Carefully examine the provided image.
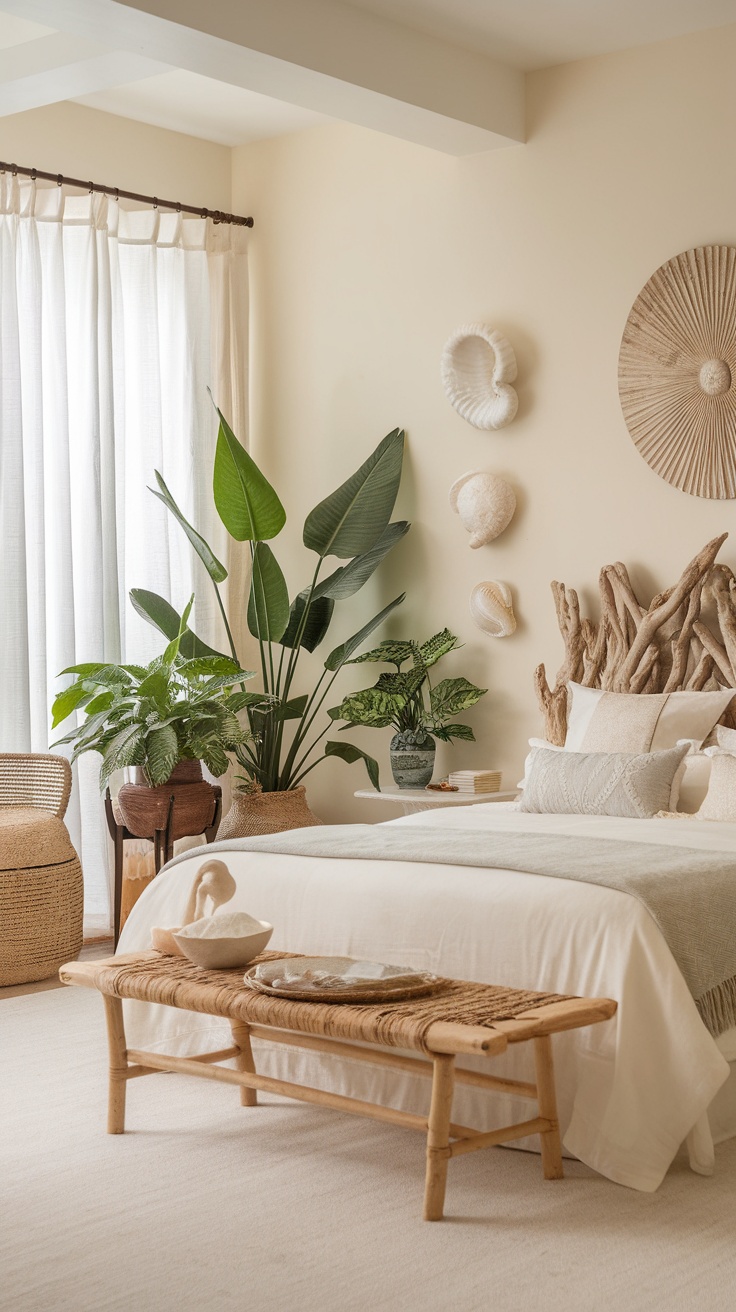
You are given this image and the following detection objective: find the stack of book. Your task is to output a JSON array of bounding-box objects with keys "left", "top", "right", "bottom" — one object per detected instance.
[{"left": 447, "top": 769, "right": 502, "bottom": 794}]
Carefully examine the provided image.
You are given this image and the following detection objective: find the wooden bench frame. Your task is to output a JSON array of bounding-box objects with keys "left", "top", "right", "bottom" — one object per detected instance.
[{"left": 61, "top": 956, "right": 616, "bottom": 1221}]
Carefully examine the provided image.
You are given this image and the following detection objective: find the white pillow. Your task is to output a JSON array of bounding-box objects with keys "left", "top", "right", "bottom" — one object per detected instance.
[
  {"left": 565, "top": 682, "right": 734, "bottom": 753},
  {"left": 518, "top": 734, "right": 709, "bottom": 812}
]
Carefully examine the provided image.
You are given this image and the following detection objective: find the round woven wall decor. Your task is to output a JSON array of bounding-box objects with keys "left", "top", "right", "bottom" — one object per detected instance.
[{"left": 618, "top": 245, "right": 736, "bottom": 499}]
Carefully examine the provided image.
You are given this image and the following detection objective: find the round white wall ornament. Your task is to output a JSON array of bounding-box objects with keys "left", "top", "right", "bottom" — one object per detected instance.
[
  {"left": 441, "top": 323, "right": 518, "bottom": 429},
  {"left": 449, "top": 470, "right": 516, "bottom": 548},
  {"left": 618, "top": 245, "right": 736, "bottom": 499},
  {"left": 469, "top": 581, "right": 517, "bottom": 637}
]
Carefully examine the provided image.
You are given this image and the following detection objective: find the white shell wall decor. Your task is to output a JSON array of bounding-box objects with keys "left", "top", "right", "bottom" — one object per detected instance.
[
  {"left": 470, "top": 581, "right": 517, "bottom": 637},
  {"left": 441, "top": 323, "right": 518, "bottom": 429},
  {"left": 449, "top": 470, "right": 516, "bottom": 548},
  {"left": 619, "top": 245, "right": 736, "bottom": 499}
]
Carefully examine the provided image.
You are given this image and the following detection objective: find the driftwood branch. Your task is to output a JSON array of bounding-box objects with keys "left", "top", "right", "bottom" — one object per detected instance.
[{"left": 536, "top": 534, "right": 734, "bottom": 744}]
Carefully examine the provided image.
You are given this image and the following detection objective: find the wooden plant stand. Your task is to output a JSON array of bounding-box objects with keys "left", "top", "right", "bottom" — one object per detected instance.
[
  {"left": 104, "top": 788, "right": 222, "bottom": 947},
  {"left": 60, "top": 952, "right": 616, "bottom": 1221}
]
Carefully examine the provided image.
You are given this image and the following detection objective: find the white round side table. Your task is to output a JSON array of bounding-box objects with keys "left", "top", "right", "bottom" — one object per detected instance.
[{"left": 353, "top": 788, "right": 518, "bottom": 817}]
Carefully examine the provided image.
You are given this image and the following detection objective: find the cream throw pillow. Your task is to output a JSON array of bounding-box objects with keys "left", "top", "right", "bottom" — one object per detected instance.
[
  {"left": 696, "top": 753, "right": 736, "bottom": 822},
  {"left": 519, "top": 743, "right": 689, "bottom": 819},
  {"left": 565, "top": 683, "right": 734, "bottom": 753}
]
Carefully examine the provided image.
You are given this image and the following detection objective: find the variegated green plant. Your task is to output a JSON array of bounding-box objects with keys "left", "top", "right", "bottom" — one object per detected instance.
[
  {"left": 51, "top": 600, "right": 262, "bottom": 788},
  {"left": 334, "top": 629, "right": 487, "bottom": 754}
]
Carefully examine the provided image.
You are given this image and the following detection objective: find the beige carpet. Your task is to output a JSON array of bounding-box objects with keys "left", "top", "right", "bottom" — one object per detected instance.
[{"left": 2, "top": 989, "right": 736, "bottom": 1312}]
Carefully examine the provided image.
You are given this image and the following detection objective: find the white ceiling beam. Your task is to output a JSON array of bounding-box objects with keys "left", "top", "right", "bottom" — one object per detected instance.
[
  {"left": 2, "top": 0, "right": 526, "bottom": 154},
  {"left": 0, "top": 31, "right": 169, "bottom": 116}
]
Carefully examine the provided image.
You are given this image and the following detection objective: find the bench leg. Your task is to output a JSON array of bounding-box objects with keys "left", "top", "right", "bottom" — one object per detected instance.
[
  {"left": 534, "top": 1035, "right": 564, "bottom": 1180},
  {"left": 103, "top": 995, "right": 128, "bottom": 1134},
  {"left": 423, "top": 1054, "right": 455, "bottom": 1221},
  {"left": 231, "top": 1021, "right": 258, "bottom": 1107}
]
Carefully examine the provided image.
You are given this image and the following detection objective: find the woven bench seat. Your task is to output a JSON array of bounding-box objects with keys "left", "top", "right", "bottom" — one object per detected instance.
[{"left": 61, "top": 950, "right": 617, "bottom": 1221}]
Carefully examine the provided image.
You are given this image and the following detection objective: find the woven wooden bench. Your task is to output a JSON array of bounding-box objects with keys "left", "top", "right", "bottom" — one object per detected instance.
[{"left": 60, "top": 951, "right": 617, "bottom": 1221}]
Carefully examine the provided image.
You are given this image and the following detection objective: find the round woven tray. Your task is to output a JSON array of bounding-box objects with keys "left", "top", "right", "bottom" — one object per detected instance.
[{"left": 243, "top": 956, "right": 444, "bottom": 1004}]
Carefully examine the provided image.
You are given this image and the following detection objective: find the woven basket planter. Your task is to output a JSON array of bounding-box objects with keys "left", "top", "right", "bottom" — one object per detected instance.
[
  {"left": 0, "top": 809, "right": 83, "bottom": 986},
  {"left": 217, "top": 786, "right": 322, "bottom": 839}
]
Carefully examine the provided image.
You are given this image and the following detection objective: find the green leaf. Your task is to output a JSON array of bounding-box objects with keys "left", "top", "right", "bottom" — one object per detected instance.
[
  {"left": 325, "top": 741, "right": 380, "bottom": 791},
  {"left": 82, "top": 691, "right": 116, "bottom": 718},
  {"left": 162, "top": 596, "right": 193, "bottom": 665},
  {"left": 135, "top": 668, "right": 170, "bottom": 707},
  {"left": 303, "top": 429, "right": 404, "bottom": 560},
  {"left": 99, "top": 724, "right": 146, "bottom": 788},
  {"left": 430, "top": 722, "right": 475, "bottom": 743},
  {"left": 197, "top": 739, "right": 229, "bottom": 777},
  {"left": 336, "top": 688, "right": 398, "bottom": 728},
  {"left": 419, "top": 629, "right": 460, "bottom": 668},
  {"left": 179, "top": 656, "right": 243, "bottom": 678},
  {"left": 212, "top": 408, "right": 285, "bottom": 541},
  {"left": 324, "top": 593, "right": 405, "bottom": 672},
  {"left": 59, "top": 662, "right": 107, "bottom": 677},
  {"left": 312, "top": 521, "right": 410, "bottom": 600},
  {"left": 247, "top": 542, "right": 290, "bottom": 643},
  {"left": 150, "top": 471, "right": 227, "bottom": 583},
  {"left": 276, "top": 694, "right": 309, "bottom": 721},
  {"left": 226, "top": 691, "right": 272, "bottom": 713},
  {"left": 429, "top": 678, "right": 487, "bottom": 719},
  {"left": 375, "top": 667, "right": 426, "bottom": 699},
  {"left": 51, "top": 683, "right": 92, "bottom": 728},
  {"left": 129, "top": 589, "right": 226, "bottom": 660},
  {"left": 146, "top": 724, "right": 179, "bottom": 785},
  {"left": 349, "top": 639, "right": 417, "bottom": 668},
  {"left": 279, "top": 591, "right": 335, "bottom": 653}
]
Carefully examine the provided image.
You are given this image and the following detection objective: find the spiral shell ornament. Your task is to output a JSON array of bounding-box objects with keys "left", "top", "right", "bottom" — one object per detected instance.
[
  {"left": 449, "top": 470, "right": 516, "bottom": 548},
  {"left": 470, "top": 581, "right": 516, "bottom": 638},
  {"left": 618, "top": 245, "right": 736, "bottom": 499},
  {"left": 441, "top": 324, "right": 518, "bottom": 429}
]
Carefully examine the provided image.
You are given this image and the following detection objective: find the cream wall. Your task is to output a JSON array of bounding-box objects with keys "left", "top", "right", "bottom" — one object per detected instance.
[
  {"left": 231, "top": 21, "right": 736, "bottom": 822},
  {"left": 0, "top": 100, "right": 231, "bottom": 211}
]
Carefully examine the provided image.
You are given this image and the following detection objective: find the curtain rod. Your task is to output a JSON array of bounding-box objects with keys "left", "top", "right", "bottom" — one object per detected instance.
[{"left": 0, "top": 160, "right": 254, "bottom": 228}]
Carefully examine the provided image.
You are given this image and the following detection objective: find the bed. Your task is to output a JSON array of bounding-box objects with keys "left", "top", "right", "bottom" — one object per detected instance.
[{"left": 116, "top": 537, "right": 736, "bottom": 1193}]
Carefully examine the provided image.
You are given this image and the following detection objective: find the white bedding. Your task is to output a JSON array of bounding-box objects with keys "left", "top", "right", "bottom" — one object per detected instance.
[{"left": 118, "top": 803, "right": 736, "bottom": 1192}]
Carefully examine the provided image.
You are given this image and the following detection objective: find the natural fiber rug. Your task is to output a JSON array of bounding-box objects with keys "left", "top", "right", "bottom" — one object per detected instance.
[{"left": 2, "top": 987, "right": 736, "bottom": 1312}]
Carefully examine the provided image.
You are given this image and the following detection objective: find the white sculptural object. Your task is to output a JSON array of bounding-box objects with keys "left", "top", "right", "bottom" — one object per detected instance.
[
  {"left": 469, "top": 581, "right": 517, "bottom": 637},
  {"left": 449, "top": 470, "right": 516, "bottom": 548},
  {"left": 441, "top": 324, "right": 518, "bottom": 430},
  {"left": 150, "top": 858, "right": 237, "bottom": 955}
]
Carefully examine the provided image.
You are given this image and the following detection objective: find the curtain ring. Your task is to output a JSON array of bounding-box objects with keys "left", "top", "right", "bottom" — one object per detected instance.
[
  {"left": 30, "top": 168, "right": 37, "bottom": 182},
  {"left": 88, "top": 181, "right": 94, "bottom": 194},
  {"left": 114, "top": 187, "right": 119, "bottom": 202},
  {"left": 153, "top": 196, "right": 158, "bottom": 209},
  {"left": 176, "top": 202, "right": 181, "bottom": 212},
  {"left": 57, "top": 174, "right": 63, "bottom": 187},
  {"left": 11, "top": 163, "right": 17, "bottom": 176}
]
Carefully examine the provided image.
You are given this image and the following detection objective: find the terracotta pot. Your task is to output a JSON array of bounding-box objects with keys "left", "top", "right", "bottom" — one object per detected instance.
[
  {"left": 217, "top": 785, "right": 322, "bottom": 839},
  {"left": 117, "top": 760, "right": 218, "bottom": 840}
]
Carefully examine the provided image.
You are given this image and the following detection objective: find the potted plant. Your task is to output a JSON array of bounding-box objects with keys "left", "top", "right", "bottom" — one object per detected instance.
[
  {"left": 128, "top": 414, "right": 410, "bottom": 835},
  {"left": 334, "top": 630, "right": 487, "bottom": 788},
  {"left": 51, "top": 601, "right": 262, "bottom": 839}
]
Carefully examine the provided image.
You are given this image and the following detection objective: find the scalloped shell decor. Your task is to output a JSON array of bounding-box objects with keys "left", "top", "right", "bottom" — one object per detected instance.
[
  {"left": 618, "top": 245, "right": 736, "bottom": 499},
  {"left": 470, "top": 581, "right": 516, "bottom": 637},
  {"left": 449, "top": 470, "right": 516, "bottom": 548},
  {"left": 441, "top": 323, "right": 518, "bottom": 429}
]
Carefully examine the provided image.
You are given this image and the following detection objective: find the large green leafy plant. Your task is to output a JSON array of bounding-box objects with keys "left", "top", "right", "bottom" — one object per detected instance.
[
  {"left": 51, "top": 601, "right": 259, "bottom": 787},
  {"left": 130, "top": 415, "right": 409, "bottom": 793},
  {"left": 335, "top": 630, "right": 487, "bottom": 751}
]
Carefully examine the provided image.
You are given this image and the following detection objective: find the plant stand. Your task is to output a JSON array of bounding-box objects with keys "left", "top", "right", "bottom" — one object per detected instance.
[{"left": 105, "top": 787, "right": 222, "bottom": 947}]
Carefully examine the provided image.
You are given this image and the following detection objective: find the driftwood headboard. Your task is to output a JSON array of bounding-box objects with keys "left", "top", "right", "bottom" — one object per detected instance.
[{"left": 535, "top": 533, "right": 736, "bottom": 745}]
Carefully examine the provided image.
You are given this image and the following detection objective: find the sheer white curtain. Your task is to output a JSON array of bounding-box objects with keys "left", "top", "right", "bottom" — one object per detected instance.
[{"left": 0, "top": 174, "right": 248, "bottom": 932}]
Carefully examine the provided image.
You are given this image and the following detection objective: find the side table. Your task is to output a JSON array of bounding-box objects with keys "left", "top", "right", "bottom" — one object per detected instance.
[
  {"left": 354, "top": 788, "right": 518, "bottom": 817},
  {"left": 105, "top": 787, "right": 222, "bottom": 947}
]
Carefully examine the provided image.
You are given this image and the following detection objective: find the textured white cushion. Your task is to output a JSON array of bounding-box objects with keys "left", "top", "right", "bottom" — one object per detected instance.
[
  {"left": 696, "top": 752, "right": 736, "bottom": 822},
  {"left": 564, "top": 683, "right": 734, "bottom": 753},
  {"left": 519, "top": 744, "right": 690, "bottom": 819}
]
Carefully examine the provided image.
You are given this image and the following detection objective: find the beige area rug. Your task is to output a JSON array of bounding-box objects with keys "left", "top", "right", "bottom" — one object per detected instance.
[{"left": 2, "top": 988, "right": 736, "bottom": 1312}]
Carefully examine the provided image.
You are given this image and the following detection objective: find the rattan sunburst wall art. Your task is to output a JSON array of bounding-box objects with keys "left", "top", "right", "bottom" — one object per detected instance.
[{"left": 618, "top": 245, "right": 736, "bottom": 499}]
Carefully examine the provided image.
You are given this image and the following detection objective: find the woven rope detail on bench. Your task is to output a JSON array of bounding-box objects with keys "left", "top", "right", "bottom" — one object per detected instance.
[{"left": 89, "top": 952, "right": 572, "bottom": 1054}]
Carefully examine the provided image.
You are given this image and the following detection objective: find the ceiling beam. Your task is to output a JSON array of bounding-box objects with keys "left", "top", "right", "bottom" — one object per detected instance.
[
  {"left": 2, "top": 0, "right": 526, "bottom": 154},
  {"left": 0, "top": 31, "right": 169, "bottom": 116}
]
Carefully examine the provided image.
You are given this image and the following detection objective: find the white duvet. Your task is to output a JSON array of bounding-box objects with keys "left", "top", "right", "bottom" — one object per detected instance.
[{"left": 118, "top": 804, "right": 736, "bottom": 1192}]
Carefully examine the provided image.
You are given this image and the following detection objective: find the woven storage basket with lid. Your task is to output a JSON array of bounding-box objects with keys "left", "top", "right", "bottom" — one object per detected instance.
[{"left": 0, "top": 755, "right": 83, "bottom": 987}]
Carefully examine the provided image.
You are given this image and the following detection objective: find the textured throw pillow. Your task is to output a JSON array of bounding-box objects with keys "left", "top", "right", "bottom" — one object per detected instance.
[
  {"left": 564, "top": 682, "right": 734, "bottom": 754},
  {"left": 519, "top": 743, "right": 689, "bottom": 819},
  {"left": 696, "top": 753, "right": 736, "bottom": 822}
]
